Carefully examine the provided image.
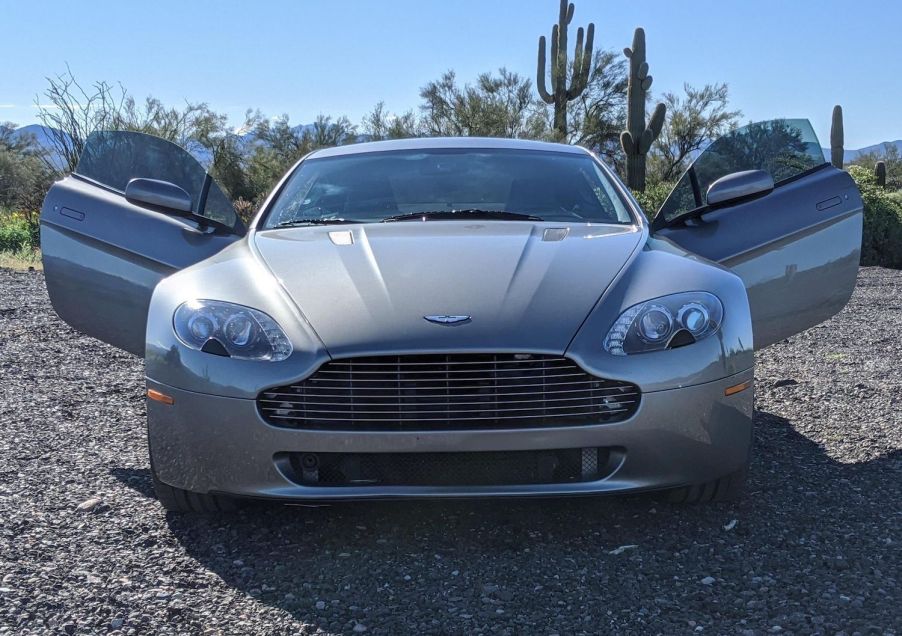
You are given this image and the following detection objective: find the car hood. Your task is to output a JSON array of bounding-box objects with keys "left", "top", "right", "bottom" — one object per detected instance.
[{"left": 253, "top": 222, "right": 642, "bottom": 356}]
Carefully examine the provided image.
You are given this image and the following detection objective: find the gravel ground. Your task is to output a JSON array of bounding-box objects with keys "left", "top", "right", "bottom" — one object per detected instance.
[{"left": 0, "top": 267, "right": 899, "bottom": 635}]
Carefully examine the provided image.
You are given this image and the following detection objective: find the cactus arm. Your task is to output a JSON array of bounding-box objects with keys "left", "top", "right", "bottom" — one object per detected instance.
[
  {"left": 620, "top": 130, "right": 635, "bottom": 154},
  {"left": 568, "top": 22, "right": 594, "bottom": 99},
  {"left": 564, "top": 1, "right": 574, "bottom": 24},
  {"left": 536, "top": 37, "right": 553, "bottom": 103},
  {"left": 639, "top": 103, "right": 667, "bottom": 153},
  {"left": 648, "top": 102, "right": 666, "bottom": 138}
]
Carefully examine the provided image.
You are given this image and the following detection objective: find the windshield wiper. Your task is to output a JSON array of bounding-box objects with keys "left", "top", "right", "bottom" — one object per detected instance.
[
  {"left": 382, "top": 209, "right": 544, "bottom": 223},
  {"left": 275, "top": 218, "right": 364, "bottom": 228}
]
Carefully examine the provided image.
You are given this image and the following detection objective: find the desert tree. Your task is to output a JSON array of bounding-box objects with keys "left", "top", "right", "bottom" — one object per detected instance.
[
  {"left": 649, "top": 82, "right": 741, "bottom": 183},
  {"left": 35, "top": 67, "right": 128, "bottom": 174},
  {"left": 419, "top": 69, "right": 547, "bottom": 139},
  {"left": 566, "top": 49, "right": 628, "bottom": 165},
  {"left": 0, "top": 123, "right": 55, "bottom": 219},
  {"left": 361, "top": 102, "right": 420, "bottom": 140}
]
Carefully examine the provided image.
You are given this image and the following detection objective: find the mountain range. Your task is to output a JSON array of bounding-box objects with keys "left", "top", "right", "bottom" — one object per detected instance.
[{"left": 10, "top": 123, "right": 901, "bottom": 168}]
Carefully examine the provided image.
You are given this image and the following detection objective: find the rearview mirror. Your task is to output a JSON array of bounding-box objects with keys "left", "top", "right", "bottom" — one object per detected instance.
[
  {"left": 125, "top": 178, "right": 193, "bottom": 214},
  {"left": 706, "top": 170, "right": 775, "bottom": 208}
]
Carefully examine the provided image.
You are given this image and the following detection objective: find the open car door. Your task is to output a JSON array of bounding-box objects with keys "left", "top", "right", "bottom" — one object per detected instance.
[
  {"left": 652, "top": 119, "right": 862, "bottom": 349},
  {"left": 40, "top": 131, "right": 246, "bottom": 356}
]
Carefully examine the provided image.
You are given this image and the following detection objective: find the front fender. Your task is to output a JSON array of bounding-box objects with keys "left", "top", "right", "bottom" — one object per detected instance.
[
  {"left": 144, "top": 240, "right": 329, "bottom": 398},
  {"left": 566, "top": 238, "right": 754, "bottom": 392}
]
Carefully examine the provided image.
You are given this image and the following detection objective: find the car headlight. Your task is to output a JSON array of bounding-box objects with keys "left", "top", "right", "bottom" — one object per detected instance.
[
  {"left": 603, "top": 292, "right": 723, "bottom": 356},
  {"left": 173, "top": 300, "right": 292, "bottom": 361}
]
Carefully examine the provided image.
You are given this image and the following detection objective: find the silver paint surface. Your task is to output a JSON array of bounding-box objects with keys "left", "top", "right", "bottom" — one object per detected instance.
[{"left": 38, "top": 135, "right": 863, "bottom": 500}]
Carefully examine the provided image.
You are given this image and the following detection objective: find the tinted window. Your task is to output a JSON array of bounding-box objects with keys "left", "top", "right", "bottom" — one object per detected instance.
[
  {"left": 263, "top": 148, "right": 633, "bottom": 227},
  {"left": 76, "top": 131, "right": 240, "bottom": 229},
  {"left": 658, "top": 119, "right": 826, "bottom": 221}
]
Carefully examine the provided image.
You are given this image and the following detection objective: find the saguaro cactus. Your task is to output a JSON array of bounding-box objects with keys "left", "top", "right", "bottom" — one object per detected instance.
[
  {"left": 830, "top": 105, "right": 844, "bottom": 169},
  {"left": 620, "top": 28, "right": 666, "bottom": 191},
  {"left": 875, "top": 161, "right": 887, "bottom": 188},
  {"left": 537, "top": 0, "right": 594, "bottom": 139}
]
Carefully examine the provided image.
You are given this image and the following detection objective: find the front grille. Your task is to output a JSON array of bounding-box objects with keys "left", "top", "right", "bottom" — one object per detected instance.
[
  {"left": 283, "top": 447, "right": 612, "bottom": 487},
  {"left": 258, "top": 354, "right": 640, "bottom": 430}
]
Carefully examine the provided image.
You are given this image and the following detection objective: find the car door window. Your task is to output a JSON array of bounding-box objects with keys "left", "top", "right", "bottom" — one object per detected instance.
[
  {"left": 658, "top": 119, "right": 827, "bottom": 222},
  {"left": 75, "top": 130, "right": 242, "bottom": 230}
]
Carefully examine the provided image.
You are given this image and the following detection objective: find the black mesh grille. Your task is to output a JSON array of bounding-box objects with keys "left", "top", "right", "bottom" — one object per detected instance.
[
  {"left": 258, "top": 354, "right": 640, "bottom": 431},
  {"left": 285, "top": 448, "right": 610, "bottom": 487}
]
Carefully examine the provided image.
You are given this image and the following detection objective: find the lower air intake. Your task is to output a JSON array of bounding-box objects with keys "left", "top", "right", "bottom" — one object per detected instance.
[{"left": 282, "top": 447, "right": 614, "bottom": 487}]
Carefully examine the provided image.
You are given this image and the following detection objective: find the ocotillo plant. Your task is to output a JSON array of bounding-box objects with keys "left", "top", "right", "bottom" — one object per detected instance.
[
  {"left": 537, "top": 0, "right": 594, "bottom": 139},
  {"left": 875, "top": 161, "right": 887, "bottom": 188},
  {"left": 830, "top": 105, "right": 844, "bottom": 169},
  {"left": 620, "top": 27, "right": 666, "bottom": 191}
]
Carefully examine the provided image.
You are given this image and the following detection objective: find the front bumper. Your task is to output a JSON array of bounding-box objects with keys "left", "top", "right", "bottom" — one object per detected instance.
[{"left": 146, "top": 370, "right": 753, "bottom": 500}]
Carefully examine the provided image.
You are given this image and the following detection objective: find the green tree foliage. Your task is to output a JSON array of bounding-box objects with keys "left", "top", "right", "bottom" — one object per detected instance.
[
  {"left": 566, "top": 49, "right": 628, "bottom": 165},
  {"left": 360, "top": 102, "right": 420, "bottom": 141},
  {"left": 630, "top": 181, "right": 675, "bottom": 220},
  {"left": 419, "top": 69, "right": 548, "bottom": 138},
  {"left": 848, "top": 164, "right": 902, "bottom": 268},
  {"left": 849, "top": 143, "right": 902, "bottom": 190},
  {"left": 245, "top": 114, "right": 358, "bottom": 203},
  {"left": 0, "top": 123, "right": 54, "bottom": 224},
  {"left": 648, "top": 83, "right": 741, "bottom": 183}
]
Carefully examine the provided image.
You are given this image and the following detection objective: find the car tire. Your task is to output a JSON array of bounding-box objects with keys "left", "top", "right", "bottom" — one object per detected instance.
[
  {"left": 666, "top": 465, "right": 747, "bottom": 504},
  {"left": 150, "top": 465, "right": 240, "bottom": 513}
]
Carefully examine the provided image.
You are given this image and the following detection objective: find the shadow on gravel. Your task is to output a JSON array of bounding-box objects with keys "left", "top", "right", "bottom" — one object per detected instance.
[{"left": 110, "top": 410, "right": 900, "bottom": 633}]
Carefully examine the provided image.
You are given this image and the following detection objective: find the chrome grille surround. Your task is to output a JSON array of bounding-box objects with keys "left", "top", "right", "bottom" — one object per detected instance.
[{"left": 257, "top": 354, "right": 640, "bottom": 430}]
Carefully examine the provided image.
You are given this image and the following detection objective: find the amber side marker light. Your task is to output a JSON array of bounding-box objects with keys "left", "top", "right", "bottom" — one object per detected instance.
[
  {"left": 724, "top": 380, "right": 752, "bottom": 396},
  {"left": 147, "top": 389, "right": 175, "bottom": 405}
]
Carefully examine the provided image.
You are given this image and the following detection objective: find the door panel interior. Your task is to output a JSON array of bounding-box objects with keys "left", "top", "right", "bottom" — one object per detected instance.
[
  {"left": 40, "top": 131, "right": 243, "bottom": 356},
  {"left": 653, "top": 120, "right": 863, "bottom": 349}
]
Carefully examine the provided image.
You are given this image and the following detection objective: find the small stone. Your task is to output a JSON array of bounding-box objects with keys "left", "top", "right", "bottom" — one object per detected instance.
[
  {"left": 353, "top": 624, "right": 367, "bottom": 633},
  {"left": 76, "top": 497, "right": 102, "bottom": 512},
  {"left": 315, "top": 600, "right": 326, "bottom": 610},
  {"left": 608, "top": 545, "right": 638, "bottom": 555},
  {"left": 700, "top": 577, "right": 716, "bottom": 585},
  {"left": 110, "top": 618, "right": 124, "bottom": 629}
]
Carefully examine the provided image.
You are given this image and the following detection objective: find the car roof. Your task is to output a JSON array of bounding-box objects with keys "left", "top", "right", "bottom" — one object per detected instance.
[{"left": 307, "top": 137, "right": 590, "bottom": 159}]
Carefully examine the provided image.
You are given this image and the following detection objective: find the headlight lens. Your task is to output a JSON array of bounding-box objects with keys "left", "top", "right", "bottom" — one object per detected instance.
[
  {"left": 174, "top": 300, "right": 292, "bottom": 361},
  {"left": 603, "top": 292, "right": 723, "bottom": 355}
]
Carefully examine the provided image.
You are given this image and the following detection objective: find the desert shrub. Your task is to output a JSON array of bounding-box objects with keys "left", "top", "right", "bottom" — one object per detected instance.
[
  {"left": 0, "top": 212, "right": 40, "bottom": 252},
  {"left": 631, "top": 181, "right": 675, "bottom": 221},
  {"left": 848, "top": 165, "right": 902, "bottom": 268}
]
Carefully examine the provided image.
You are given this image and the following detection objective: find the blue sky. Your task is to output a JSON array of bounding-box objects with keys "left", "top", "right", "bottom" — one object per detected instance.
[{"left": 2, "top": 0, "right": 900, "bottom": 149}]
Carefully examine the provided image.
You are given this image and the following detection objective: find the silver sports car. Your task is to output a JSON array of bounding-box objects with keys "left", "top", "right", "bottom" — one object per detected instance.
[{"left": 40, "top": 119, "right": 862, "bottom": 511}]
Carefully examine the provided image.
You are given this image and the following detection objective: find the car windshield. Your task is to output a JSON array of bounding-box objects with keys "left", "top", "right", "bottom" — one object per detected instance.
[{"left": 261, "top": 147, "right": 634, "bottom": 227}]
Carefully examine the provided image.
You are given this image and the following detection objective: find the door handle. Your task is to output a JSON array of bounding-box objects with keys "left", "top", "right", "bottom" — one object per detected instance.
[{"left": 816, "top": 196, "right": 841, "bottom": 211}]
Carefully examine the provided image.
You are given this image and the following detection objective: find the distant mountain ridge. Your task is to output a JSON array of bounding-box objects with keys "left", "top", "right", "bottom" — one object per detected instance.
[
  {"left": 821, "top": 140, "right": 902, "bottom": 164},
  {"left": 11, "top": 123, "right": 900, "bottom": 169}
]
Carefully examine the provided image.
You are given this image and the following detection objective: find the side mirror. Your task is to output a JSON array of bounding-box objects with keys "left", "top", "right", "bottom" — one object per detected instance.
[
  {"left": 706, "top": 170, "right": 775, "bottom": 208},
  {"left": 125, "top": 178, "right": 193, "bottom": 214}
]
